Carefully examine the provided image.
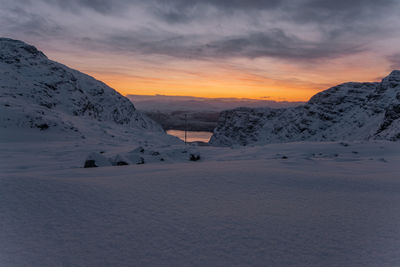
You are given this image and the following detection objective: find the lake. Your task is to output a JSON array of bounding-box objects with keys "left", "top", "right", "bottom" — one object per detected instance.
[{"left": 166, "top": 130, "right": 213, "bottom": 143}]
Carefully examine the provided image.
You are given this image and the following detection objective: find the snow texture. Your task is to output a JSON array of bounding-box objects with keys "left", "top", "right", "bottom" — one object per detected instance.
[
  {"left": 1, "top": 140, "right": 400, "bottom": 266},
  {"left": 211, "top": 71, "right": 400, "bottom": 146}
]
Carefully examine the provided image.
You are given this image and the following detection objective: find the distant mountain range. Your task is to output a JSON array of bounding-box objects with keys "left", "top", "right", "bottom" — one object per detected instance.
[
  {"left": 127, "top": 94, "right": 304, "bottom": 112},
  {"left": 127, "top": 95, "right": 304, "bottom": 131},
  {"left": 210, "top": 71, "right": 400, "bottom": 145}
]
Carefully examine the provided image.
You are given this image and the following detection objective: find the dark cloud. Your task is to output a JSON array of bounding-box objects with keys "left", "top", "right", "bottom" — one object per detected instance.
[
  {"left": 0, "top": 0, "right": 399, "bottom": 63},
  {"left": 204, "top": 30, "right": 363, "bottom": 60},
  {"left": 42, "top": 0, "right": 122, "bottom": 13},
  {"left": 147, "top": 0, "right": 398, "bottom": 26},
  {"left": 147, "top": 0, "right": 396, "bottom": 14},
  {"left": 152, "top": 5, "right": 197, "bottom": 24},
  {"left": 39, "top": 0, "right": 398, "bottom": 24},
  {"left": 0, "top": 6, "right": 64, "bottom": 39},
  {"left": 29, "top": 0, "right": 399, "bottom": 29},
  {"left": 81, "top": 28, "right": 363, "bottom": 62},
  {"left": 153, "top": 0, "right": 284, "bottom": 10},
  {"left": 290, "top": 0, "right": 397, "bottom": 25},
  {"left": 304, "top": 0, "right": 395, "bottom": 11},
  {"left": 156, "top": 10, "right": 192, "bottom": 24}
]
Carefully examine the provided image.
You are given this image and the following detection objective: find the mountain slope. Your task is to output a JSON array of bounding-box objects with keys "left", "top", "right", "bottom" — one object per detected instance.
[
  {"left": 210, "top": 71, "right": 400, "bottom": 146},
  {"left": 0, "top": 38, "right": 164, "bottom": 142}
]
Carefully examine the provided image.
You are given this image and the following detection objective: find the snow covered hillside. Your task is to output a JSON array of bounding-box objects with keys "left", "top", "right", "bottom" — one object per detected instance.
[
  {"left": 211, "top": 71, "right": 400, "bottom": 146},
  {"left": 0, "top": 38, "right": 168, "bottom": 143}
]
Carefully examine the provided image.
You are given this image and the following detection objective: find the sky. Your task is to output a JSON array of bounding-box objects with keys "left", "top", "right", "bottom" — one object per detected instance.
[{"left": 1, "top": 0, "right": 400, "bottom": 101}]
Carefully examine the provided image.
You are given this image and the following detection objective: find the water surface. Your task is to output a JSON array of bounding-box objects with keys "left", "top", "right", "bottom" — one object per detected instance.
[{"left": 167, "top": 130, "right": 213, "bottom": 143}]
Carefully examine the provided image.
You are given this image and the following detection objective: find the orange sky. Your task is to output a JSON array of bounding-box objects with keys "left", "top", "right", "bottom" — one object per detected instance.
[{"left": 49, "top": 49, "right": 389, "bottom": 102}]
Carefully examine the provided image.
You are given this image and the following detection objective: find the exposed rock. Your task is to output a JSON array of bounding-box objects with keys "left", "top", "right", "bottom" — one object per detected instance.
[
  {"left": 84, "top": 160, "right": 97, "bottom": 168},
  {"left": 137, "top": 157, "right": 145, "bottom": 165},
  {"left": 84, "top": 152, "right": 111, "bottom": 168},
  {"left": 111, "top": 154, "right": 130, "bottom": 166},
  {"left": 36, "top": 123, "right": 49, "bottom": 130},
  {"left": 190, "top": 153, "right": 201, "bottom": 161}
]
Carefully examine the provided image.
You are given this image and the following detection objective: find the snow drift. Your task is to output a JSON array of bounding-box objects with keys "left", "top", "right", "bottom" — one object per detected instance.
[{"left": 210, "top": 71, "right": 400, "bottom": 146}]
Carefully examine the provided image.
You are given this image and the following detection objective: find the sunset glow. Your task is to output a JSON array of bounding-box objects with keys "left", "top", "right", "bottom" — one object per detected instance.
[
  {"left": 56, "top": 50, "right": 389, "bottom": 101},
  {"left": 1, "top": 0, "right": 399, "bottom": 101}
]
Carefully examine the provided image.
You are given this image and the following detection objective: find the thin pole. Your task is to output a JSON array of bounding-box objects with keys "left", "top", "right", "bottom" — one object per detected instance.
[{"left": 184, "top": 114, "right": 187, "bottom": 144}]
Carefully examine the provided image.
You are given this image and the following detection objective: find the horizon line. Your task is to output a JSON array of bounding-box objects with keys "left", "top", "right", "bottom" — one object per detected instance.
[{"left": 125, "top": 93, "right": 307, "bottom": 103}]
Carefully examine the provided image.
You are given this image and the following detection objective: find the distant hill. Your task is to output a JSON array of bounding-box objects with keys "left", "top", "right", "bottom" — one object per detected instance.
[
  {"left": 127, "top": 95, "right": 304, "bottom": 131},
  {"left": 210, "top": 71, "right": 400, "bottom": 146},
  {"left": 127, "top": 94, "right": 304, "bottom": 112}
]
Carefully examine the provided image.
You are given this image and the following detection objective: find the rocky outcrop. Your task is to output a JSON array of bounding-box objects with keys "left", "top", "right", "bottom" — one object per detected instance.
[{"left": 210, "top": 71, "right": 400, "bottom": 146}]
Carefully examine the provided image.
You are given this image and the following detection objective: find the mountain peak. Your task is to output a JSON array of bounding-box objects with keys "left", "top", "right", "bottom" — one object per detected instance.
[
  {"left": 388, "top": 70, "right": 400, "bottom": 76},
  {"left": 385, "top": 70, "right": 400, "bottom": 81},
  {"left": 0, "top": 37, "right": 47, "bottom": 62},
  {"left": 380, "top": 70, "right": 400, "bottom": 91}
]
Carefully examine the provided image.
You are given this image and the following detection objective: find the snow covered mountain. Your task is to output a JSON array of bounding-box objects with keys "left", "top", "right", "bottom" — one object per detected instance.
[
  {"left": 0, "top": 38, "right": 164, "bottom": 142},
  {"left": 210, "top": 71, "right": 400, "bottom": 146}
]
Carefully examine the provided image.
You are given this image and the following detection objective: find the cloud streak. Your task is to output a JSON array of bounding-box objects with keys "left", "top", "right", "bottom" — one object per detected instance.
[{"left": 88, "top": 28, "right": 364, "bottom": 62}]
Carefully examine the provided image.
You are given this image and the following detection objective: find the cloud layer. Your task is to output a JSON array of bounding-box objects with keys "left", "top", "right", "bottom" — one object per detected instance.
[
  {"left": 1, "top": 0, "right": 400, "bottom": 100},
  {"left": 2, "top": 0, "right": 399, "bottom": 60}
]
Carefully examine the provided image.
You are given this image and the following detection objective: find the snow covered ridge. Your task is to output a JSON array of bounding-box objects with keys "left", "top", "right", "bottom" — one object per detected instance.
[
  {"left": 0, "top": 38, "right": 164, "bottom": 141},
  {"left": 210, "top": 71, "right": 400, "bottom": 146}
]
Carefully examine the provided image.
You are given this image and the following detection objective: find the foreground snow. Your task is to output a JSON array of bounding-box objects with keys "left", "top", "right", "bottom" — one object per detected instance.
[{"left": 1, "top": 140, "right": 400, "bottom": 266}]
